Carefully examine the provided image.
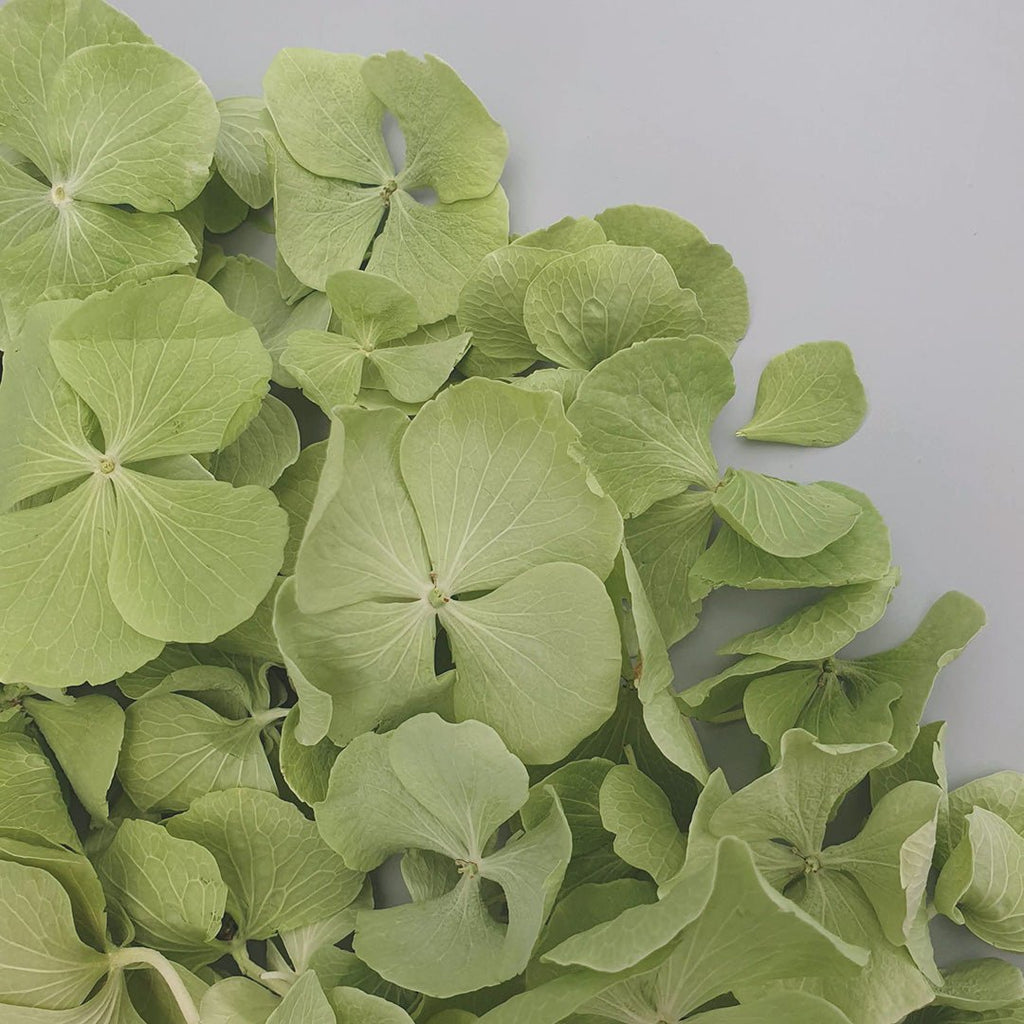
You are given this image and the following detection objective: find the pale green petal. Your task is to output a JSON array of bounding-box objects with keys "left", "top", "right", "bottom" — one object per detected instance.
[
  {"left": 741, "top": 872, "right": 932, "bottom": 1024},
  {"left": 281, "top": 329, "right": 366, "bottom": 412},
  {"left": 317, "top": 714, "right": 528, "bottom": 868},
  {"left": 712, "top": 468, "right": 863, "bottom": 558},
  {"left": 51, "top": 43, "right": 217, "bottom": 211},
  {"left": 0, "top": 860, "right": 109, "bottom": 1010},
  {"left": 271, "top": 141, "right": 384, "bottom": 291},
  {"left": 514, "top": 215, "right": 606, "bottom": 252},
  {"left": 296, "top": 408, "right": 431, "bottom": 608},
  {"left": 528, "top": 877, "right": 657, "bottom": 988},
  {"left": 0, "top": 479, "right": 162, "bottom": 688},
  {"left": 366, "top": 187, "right": 510, "bottom": 325},
  {"left": 690, "top": 483, "right": 891, "bottom": 598},
  {"left": 441, "top": 563, "right": 621, "bottom": 764},
  {"left": 743, "top": 663, "right": 897, "bottom": 762},
  {"left": 272, "top": 439, "right": 326, "bottom": 575},
  {"left": 0, "top": 0, "right": 148, "bottom": 173},
  {"left": 599, "top": 764, "right": 687, "bottom": 885},
  {"left": 214, "top": 98, "right": 274, "bottom": 208},
  {"left": 279, "top": 707, "right": 338, "bottom": 807},
  {"left": 0, "top": 733, "right": 81, "bottom": 850},
  {"left": 934, "top": 958, "right": 1024, "bottom": 1010},
  {"left": 24, "top": 694, "right": 123, "bottom": 822},
  {"left": 199, "top": 171, "right": 247, "bottom": 233},
  {"left": 363, "top": 51, "right": 507, "bottom": 202},
  {"left": 352, "top": 788, "right": 570, "bottom": 997},
  {"left": 264, "top": 49, "right": 392, "bottom": 183},
  {"left": 523, "top": 244, "right": 706, "bottom": 369},
  {"left": 94, "top": 819, "right": 226, "bottom": 968},
  {"left": 871, "top": 720, "right": 947, "bottom": 808},
  {"left": 266, "top": 971, "right": 333, "bottom": 1024},
  {"left": 935, "top": 807, "right": 1024, "bottom": 952},
  {"left": 325, "top": 269, "right": 420, "bottom": 346},
  {"left": 0, "top": 188, "right": 195, "bottom": 324},
  {"left": 329, "top": 986, "right": 414, "bottom": 1024},
  {"left": 624, "top": 489, "right": 715, "bottom": 644},
  {"left": 167, "top": 788, "right": 363, "bottom": 941},
  {"left": 274, "top": 578, "right": 439, "bottom": 745},
  {"left": 947, "top": 771, "right": 1024, "bottom": 860},
  {"left": 118, "top": 694, "right": 276, "bottom": 812},
  {"left": 738, "top": 341, "right": 867, "bottom": 446},
  {"left": 595, "top": 204, "right": 749, "bottom": 353},
  {"left": 202, "top": 394, "right": 300, "bottom": 489},
  {"left": 718, "top": 568, "right": 900, "bottom": 660},
  {"left": 0, "top": 298, "right": 96, "bottom": 509},
  {"left": 710, "top": 729, "right": 895, "bottom": 856},
  {"left": 823, "top": 781, "right": 941, "bottom": 952},
  {"left": 108, "top": 470, "right": 287, "bottom": 643},
  {"left": 569, "top": 336, "right": 734, "bottom": 514},
  {"left": 456, "top": 245, "right": 558, "bottom": 361},
  {"left": 368, "top": 331, "right": 470, "bottom": 403},
  {"left": 200, "top": 976, "right": 280, "bottom": 1024},
  {"left": 210, "top": 254, "right": 332, "bottom": 387},
  {"left": 50, "top": 276, "right": 271, "bottom": 462},
  {"left": 401, "top": 378, "right": 622, "bottom": 593},
  {"left": 520, "top": 759, "right": 635, "bottom": 893},
  {"left": 0, "top": 973, "right": 147, "bottom": 1023},
  {"left": 869, "top": 590, "right": 986, "bottom": 757},
  {"left": 0, "top": 836, "right": 107, "bottom": 953},
  {"left": 545, "top": 836, "right": 865, "bottom": 990}
]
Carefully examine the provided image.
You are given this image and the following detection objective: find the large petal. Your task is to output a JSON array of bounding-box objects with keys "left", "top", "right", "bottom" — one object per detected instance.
[
  {"left": 274, "top": 578, "right": 439, "bottom": 745},
  {"left": 50, "top": 276, "right": 271, "bottom": 462},
  {"left": 738, "top": 340, "right": 867, "bottom": 446},
  {"left": 523, "top": 244, "right": 706, "bottom": 369},
  {"left": 264, "top": 49, "right": 392, "bottom": 183},
  {"left": 0, "top": 478, "right": 161, "bottom": 687},
  {"left": 401, "top": 378, "right": 622, "bottom": 594},
  {"left": 596, "top": 204, "right": 749, "bottom": 353},
  {"left": 0, "top": 184, "right": 194, "bottom": 324},
  {"left": 0, "top": 0, "right": 147, "bottom": 173},
  {"left": 712, "top": 468, "right": 863, "bottom": 558},
  {"left": 690, "top": 483, "right": 891, "bottom": 598},
  {"left": 317, "top": 714, "right": 528, "bottom": 869},
  {"left": 118, "top": 694, "right": 277, "bottom": 813},
  {"left": 50, "top": 42, "right": 218, "bottom": 211},
  {"left": 271, "top": 141, "right": 384, "bottom": 291},
  {"left": 281, "top": 329, "right": 366, "bottom": 413},
  {"left": 167, "top": 788, "right": 363, "bottom": 942},
  {"left": 363, "top": 51, "right": 507, "bottom": 202},
  {"left": 368, "top": 331, "right": 470, "bottom": 404},
  {"left": 214, "top": 98, "right": 274, "bottom": 208},
  {"left": 0, "top": 298, "right": 97, "bottom": 509},
  {"left": 108, "top": 470, "right": 287, "bottom": 643},
  {"left": 624, "top": 490, "right": 715, "bottom": 644},
  {"left": 0, "top": 861, "right": 110, "bottom": 1010},
  {"left": 366, "top": 187, "right": 510, "bottom": 324},
  {"left": 296, "top": 408, "right": 431, "bottom": 609},
  {"left": 441, "top": 563, "right": 621, "bottom": 764},
  {"left": 210, "top": 254, "right": 331, "bottom": 387},
  {"left": 568, "top": 336, "right": 734, "bottom": 515},
  {"left": 94, "top": 819, "right": 227, "bottom": 969}
]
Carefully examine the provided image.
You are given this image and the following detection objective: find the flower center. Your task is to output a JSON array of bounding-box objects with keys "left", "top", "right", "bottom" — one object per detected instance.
[
  {"left": 50, "top": 183, "right": 72, "bottom": 206},
  {"left": 97, "top": 455, "right": 117, "bottom": 475}
]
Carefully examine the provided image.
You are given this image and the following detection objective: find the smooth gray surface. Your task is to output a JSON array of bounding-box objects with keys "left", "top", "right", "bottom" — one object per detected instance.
[{"left": 120, "top": 0, "right": 1023, "bottom": 951}]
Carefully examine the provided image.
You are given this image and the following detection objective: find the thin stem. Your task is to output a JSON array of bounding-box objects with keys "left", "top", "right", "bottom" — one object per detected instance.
[
  {"left": 232, "top": 942, "right": 292, "bottom": 997},
  {"left": 110, "top": 946, "right": 200, "bottom": 1024}
]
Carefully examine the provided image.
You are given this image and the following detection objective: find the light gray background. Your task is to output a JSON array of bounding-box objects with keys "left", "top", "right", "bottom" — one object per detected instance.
[{"left": 119, "top": 0, "right": 1023, "bottom": 959}]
